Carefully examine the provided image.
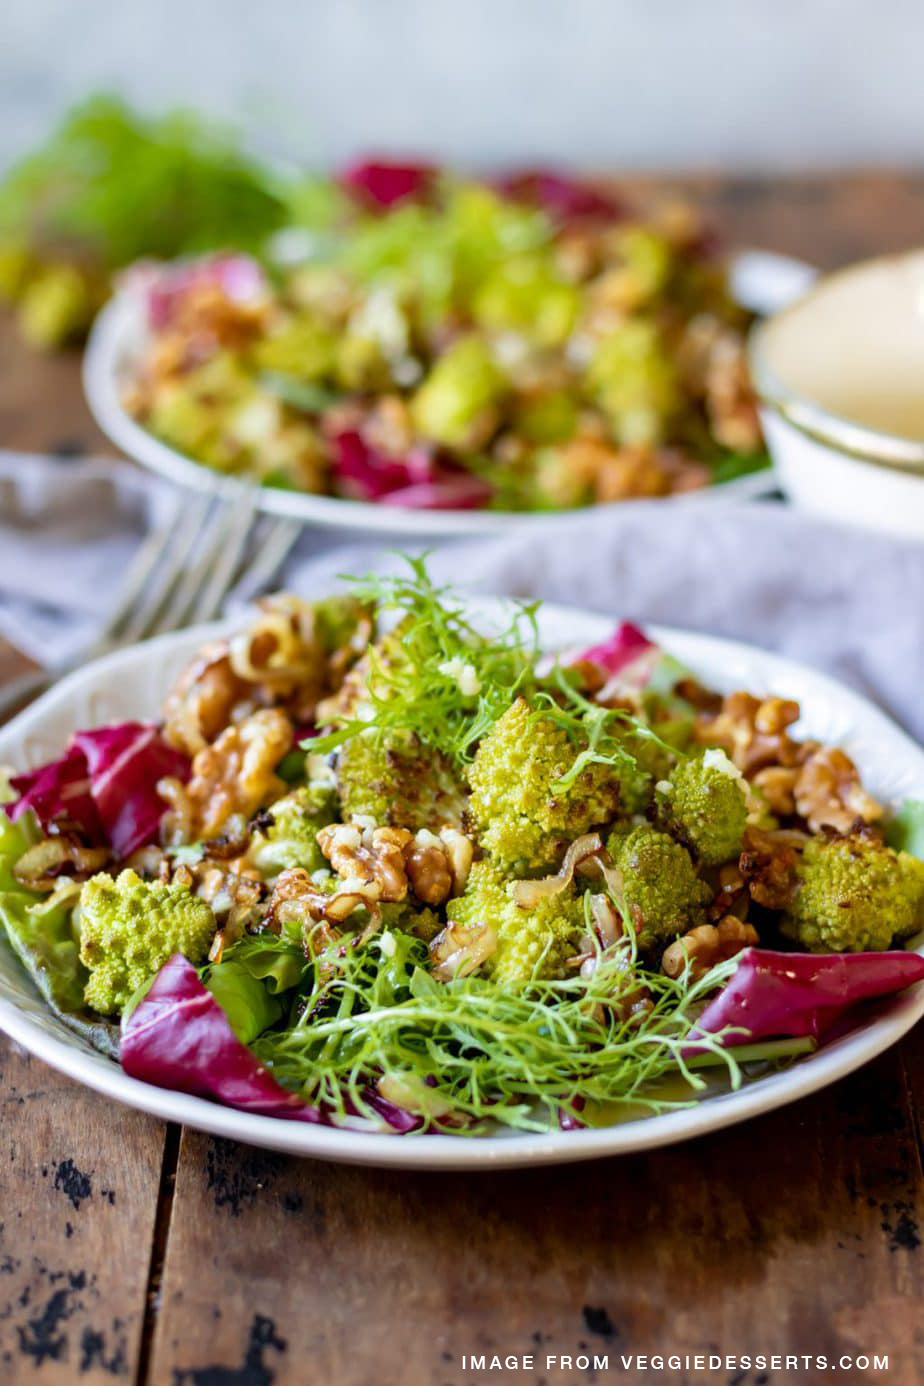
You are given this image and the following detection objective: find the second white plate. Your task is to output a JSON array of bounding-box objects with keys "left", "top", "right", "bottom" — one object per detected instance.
[{"left": 82, "top": 250, "right": 814, "bottom": 536}]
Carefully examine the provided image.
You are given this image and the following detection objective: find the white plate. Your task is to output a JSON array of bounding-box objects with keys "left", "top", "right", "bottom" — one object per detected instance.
[
  {"left": 81, "top": 249, "right": 814, "bottom": 536},
  {"left": 0, "top": 599, "right": 921, "bottom": 1168}
]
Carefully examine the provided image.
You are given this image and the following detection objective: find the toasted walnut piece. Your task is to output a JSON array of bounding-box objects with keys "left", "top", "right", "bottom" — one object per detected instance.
[
  {"left": 662, "top": 916, "right": 759, "bottom": 981},
  {"left": 163, "top": 642, "right": 253, "bottom": 756},
  {"left": 752, "top": 765, "right": 799, "bottom": 817},
  {"left": 317, "top": 823, "right": 411, "bottom": 903},
  {"left": 318, "top": 822, "right": 473, "bottom": 908},
  {"left": 169, "top": 708, "right": 293, "bottom": 842},
  {"left": 705, "top": 333, "right": 762, "bottom": 455},
  {"left": 707, "top": 862, "right": 750, "bottom": 923},
  {"left": 738, "top": 826, "right": 801, "bottom": 910},
  {"left": 593, "top": 445, "right": 673, "bottom": 504},
  {"left": 438, "top": 827, "right": 474, "bottom": 895},
  {"left": 755, "top": 697, "right": 801, "bottom": 737},
  {"left": 404, "top": 840, "right": 452, "bottom": 906},
  {"left": 697, "top": 691, "right": 802, "bottom": 775},
  {"left": 363, "top": 394, "right": 414, "bottom": 458},
  {"left": 792, "top": 747, "right": 883, "bottom": 834}
]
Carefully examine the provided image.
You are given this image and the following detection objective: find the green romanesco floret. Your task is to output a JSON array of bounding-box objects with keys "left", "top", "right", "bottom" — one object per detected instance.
[
  {"left": 78, "top": 869, "right": 216, "bottom": 1015},
  {"left": 467, "top": 697, "right": 623, "bottom": 873},
  {"left": 379, "top": 900, "right": 443, "bottom": 943},
  {"left": 336, "top": 728, "right": 468, "bottom": 831},
  {"left": 247, "top": 782, "right": 337, "bottom": 880},
  {"left": 586, "top": 319, "right": 679, "bottom": 446},
  {"left": 411, "top": 334, "right": 506, "bottom": 448},
  {"left": 781, "top": 833, "right": 924, "bottom": 954},
  {"left": 445, "top": 859, "right": 585, "bottom": 987},
  {"left": 656, "top": 748, "right": 748, "bottom": 866},
  {"left": 608, "top": 824, "right": 711, "bottom": 950}
]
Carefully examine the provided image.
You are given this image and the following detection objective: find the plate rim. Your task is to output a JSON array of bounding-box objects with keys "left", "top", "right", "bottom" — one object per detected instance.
[
  {"left": 0, "top": 602, "right": 922, "bottom": 1168},
  {"left": 82, "top": 260, "right": 780, "bottom": 538}
]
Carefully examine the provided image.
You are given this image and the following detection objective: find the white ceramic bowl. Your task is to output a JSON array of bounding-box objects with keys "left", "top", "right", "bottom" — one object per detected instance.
[
  {"left": 81, "top": 251, "right": 812, "bottom": 537},
  {"left": 1, "top": 598, "right": 922, "bottom": 1169},
  {"left": 751, "top": 249, "right": 924, "bottom": 539}
]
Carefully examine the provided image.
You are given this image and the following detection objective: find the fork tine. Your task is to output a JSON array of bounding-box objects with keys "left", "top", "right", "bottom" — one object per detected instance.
[
  {"left": 188, "top": 489, "right": 266, "bottom": 625},
  {"left": 229, "top": 517, "right": 302, "bottom": 606},
  {"left": 146, "top": 486, "right": 257, "bottom": 638},
  {"left": 86, "top": 492, "right": 187, "bottom": 656},
  {"left": 117, "top": 490, "right": 215, "bottom": 645}
]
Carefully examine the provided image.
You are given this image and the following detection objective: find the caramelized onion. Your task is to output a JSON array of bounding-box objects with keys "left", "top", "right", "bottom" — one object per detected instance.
[
  {"left": 589, "top": 893, "right": 623, "bottom": 947},
  {"left": 429, "top": 919, "right": 497, "bottom": 982},
  {"left": 510, "top": 833, "right": 602, "bottom": 908},
  {"left": 14, "top": 836, "right": 110, "bottom": 892}
]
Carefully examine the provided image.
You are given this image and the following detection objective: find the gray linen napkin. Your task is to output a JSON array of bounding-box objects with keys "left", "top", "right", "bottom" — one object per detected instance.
[{"left": 1, "top": 451, "right": 921, "bottom": 740}]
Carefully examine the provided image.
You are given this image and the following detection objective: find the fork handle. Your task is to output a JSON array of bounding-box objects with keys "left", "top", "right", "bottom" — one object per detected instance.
[{"left": 0, "top": 668, "right": 53, "bottom": 722}]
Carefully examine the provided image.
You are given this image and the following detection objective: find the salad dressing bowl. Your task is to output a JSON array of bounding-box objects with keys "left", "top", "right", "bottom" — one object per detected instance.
[
  {"left": 751, "top": 249, "right": 924, "bottom": 539},
  {"left": 1, "top": 599, "right": 923, "bottom": 1170}
]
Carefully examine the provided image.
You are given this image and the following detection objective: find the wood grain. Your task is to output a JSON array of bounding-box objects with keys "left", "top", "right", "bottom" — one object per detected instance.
[
  {"left": 0, "top": 1039, "right": 167, "bottom": 1384},
  {"left": 145, "top": 1036, "right": 923, "bottom": 1386}
]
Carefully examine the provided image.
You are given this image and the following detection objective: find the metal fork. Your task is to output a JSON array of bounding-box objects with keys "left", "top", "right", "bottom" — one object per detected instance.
[{"left": 0, "top": 486, "right": 302, "bottom": 719}]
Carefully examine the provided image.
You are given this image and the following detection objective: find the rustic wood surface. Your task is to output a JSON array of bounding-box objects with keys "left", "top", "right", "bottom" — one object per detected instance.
[{"left": 2, "top": 172, "right": 924, "bottom": 1386}]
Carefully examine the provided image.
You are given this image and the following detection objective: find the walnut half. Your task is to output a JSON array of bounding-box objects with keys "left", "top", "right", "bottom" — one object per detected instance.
[
  {"left": 160, "top": 708, "right": 292, "bottom": 843},
  {"left": 661, "top": 916, "right": 759, "bottom": 981},
  {"left": 792, "top": 746, "right": 882, "bottom": 835},
  {"left": 317, "top": 822, "right": 473, "bottom": 907}
]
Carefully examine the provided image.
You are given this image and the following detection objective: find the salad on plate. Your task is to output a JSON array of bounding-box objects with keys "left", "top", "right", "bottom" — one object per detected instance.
[
  {"left": 2, "top": 559, "right": 922, "bottom": 1137},
  {"left": 115, "top": 164, "right": 768, "bottom": 513}
]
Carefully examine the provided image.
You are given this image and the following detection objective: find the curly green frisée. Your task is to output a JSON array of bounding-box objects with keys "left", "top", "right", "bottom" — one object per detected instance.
[{"left": 2, "top": 561, "right": 924, "bottom": 1137}]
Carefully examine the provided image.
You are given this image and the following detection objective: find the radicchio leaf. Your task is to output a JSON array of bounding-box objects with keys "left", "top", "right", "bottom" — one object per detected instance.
[
  {"left": 72, "top": 723, "right": 190, "bottom": 859},
  {"left": 9, "top": 746, "right": 103, "bottom": 843},
  {"left": 332, "top": 431, "right": 491, "bottom": 510},
  {"left": 332, "top": 430, "right": 431, "bottom": 501},
  {"left": 10, "top": 723, "right": 190, "bottom": 859},
  {"left": 377, "top": 475, "right": 492, "bottom": 510},
  {"left": 571, "top": 621, "right": 655, "bottom": 677},
  {"left": 340, "top": 159, "right": 436, "bottom": 209},
  {"left": 497, "top": 169, "right": 623, "bottom": 222},
  {"left": 690, "top": 947, "right": 924, "bottom": 1047},
  {"left": 143, "top": 253, "right": 267, "bottom": 330},
  {"left": 121, "top": 954, "right": 324, "bottom": 1122}
]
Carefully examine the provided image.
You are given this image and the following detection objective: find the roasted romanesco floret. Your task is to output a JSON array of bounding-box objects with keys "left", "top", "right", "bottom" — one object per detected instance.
[
  {"left": 781, "top": 832, "right": 924, "bottom": 954},
  {"left": 336, "top": 728, "right": 467, "bottom": 831},
  {"left": 411, "top": 334, "right": 505, "bottom": 449},
  {"left": 445, "top": 859, "right": 585, "bottom": 987},
  {"left": 246, "top": 780, "right": 337, "bottom": 880},
  {"left": 467, "top": 698, "right": 622, "bottom": 873},
  {"left": 656, "top": 748, "right": 747, "bottom": 866},
  {"left": 608, "top": 825, "right": 711, "bottom": 950},
  {"left": 78, "top": 869, "right": 216, "bottom": 1015}
]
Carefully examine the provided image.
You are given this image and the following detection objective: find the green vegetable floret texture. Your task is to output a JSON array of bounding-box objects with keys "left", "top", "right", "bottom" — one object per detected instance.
[
  {"left": 656, "top": 750, "right": 747, "bottom": 866},
  {"left": 609, "top": 825, "right": 711, "bottom": 949},
  {"left": 246, "top": 783, "right": 337, "bottom": 880},
  {"left": 445, "top": 860, "right": 585, "bottom": 987},
  {"left": 467, "top": 698, "right": 622, "bottom": 873},
  {"left": 78, "top": 869, "right": 216, "bottom": 1015},
  {"left": 781, "top": 833, "right": 924, "bottom": 954},
  {"left": 337, "top": 728, "right": 468, "bottom": 831}
]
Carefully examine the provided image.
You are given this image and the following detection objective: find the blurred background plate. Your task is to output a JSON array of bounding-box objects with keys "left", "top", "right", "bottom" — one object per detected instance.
[{"left": 82, "top": 250, "right": 812, "bottom": 536}]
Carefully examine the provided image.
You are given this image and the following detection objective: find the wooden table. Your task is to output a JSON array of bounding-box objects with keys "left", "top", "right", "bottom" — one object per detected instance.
[{"left": 2, "top": 174, "right": 924, "bottom": 1386}]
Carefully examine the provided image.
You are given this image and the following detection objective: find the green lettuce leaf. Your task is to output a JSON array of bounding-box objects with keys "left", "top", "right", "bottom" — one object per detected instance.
[
  {"left": 0, "top": 809, "right": 118, "bottom": 1055},
  {"left": 204, "top": 960, "right": 283, "bottom": 1044},
  {"left": 886, "top": 799, "right": 924, "bottom": 860}
]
